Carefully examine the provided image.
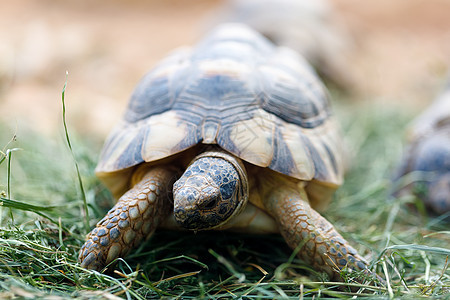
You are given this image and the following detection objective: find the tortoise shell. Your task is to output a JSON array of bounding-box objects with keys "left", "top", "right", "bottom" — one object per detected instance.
[
  {"left": 408, "top": 84, "right": 450, "bottom": 141},
  {"left": 96, "top": 23, "right": 344, "bottom": 205}
]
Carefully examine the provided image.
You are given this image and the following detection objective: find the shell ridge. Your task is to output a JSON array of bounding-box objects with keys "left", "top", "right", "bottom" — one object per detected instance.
[{"left": 97, "top": 24, "right": 343, "bottom": 189}]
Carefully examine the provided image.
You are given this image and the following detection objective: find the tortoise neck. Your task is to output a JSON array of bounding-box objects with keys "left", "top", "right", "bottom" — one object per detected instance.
[{"left": 249, "top": 167, "right": 302, "bottom": 210}]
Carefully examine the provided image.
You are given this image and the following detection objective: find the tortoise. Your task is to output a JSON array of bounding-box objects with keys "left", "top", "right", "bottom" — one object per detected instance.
[
  {"left": 208, "top": 0, "right": 355, "bottom": 89},
  {"left": 78, "top": 23, "right": 369, "bottom": 280},
  {"left": 394, "top": 83, "right": 450, "bottom": 215}
]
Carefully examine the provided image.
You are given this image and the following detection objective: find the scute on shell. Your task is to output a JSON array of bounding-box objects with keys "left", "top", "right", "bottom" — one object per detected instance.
[{"left": 96, "top": 23, "right": 344, "bottom": 200}]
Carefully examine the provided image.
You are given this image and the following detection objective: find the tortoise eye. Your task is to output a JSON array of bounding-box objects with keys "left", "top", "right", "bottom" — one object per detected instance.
[{"left": 201, "top": 197, "right": 218, "bottom": 210}]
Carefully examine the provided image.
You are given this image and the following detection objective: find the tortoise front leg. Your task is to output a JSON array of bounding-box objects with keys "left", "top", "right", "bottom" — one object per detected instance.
[
  {"left": 264, "top": 185, "right": 369, "bottom": 281},
  {"left": 79, "top": 166, "right": 178, "bottom": 271}
]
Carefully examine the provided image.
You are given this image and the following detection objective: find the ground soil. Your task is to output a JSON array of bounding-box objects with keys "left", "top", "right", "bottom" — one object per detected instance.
[{"left": 0, "top": 0, "right": 449, "bottom": 137}]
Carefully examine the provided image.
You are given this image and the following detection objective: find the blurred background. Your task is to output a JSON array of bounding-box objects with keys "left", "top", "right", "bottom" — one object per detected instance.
[{"left": 0, "top": 0, "right": 449, "bottom": 139}]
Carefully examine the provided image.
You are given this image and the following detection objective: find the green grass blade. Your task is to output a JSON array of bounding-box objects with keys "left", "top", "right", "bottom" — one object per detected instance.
[
  {"left": 0, "top": 197, "right": 68, "bottom": 231},
  {"left": 0, "top": 197, "right": 59, "bottom": 212},
  {"left": 147, "top": 255, "right": 209, "bottom": 270},
  {"left": 6, "top": 149, "right": 14, "bottom": 223},
  {"left": 6, "top": 149, "right": 11, "bottom": 199},
  {"left": 379, "top": 244, "right": 450, "bottom": 259},
  {"left": 2, "top": 147, "right": 21, "bottom": 225},
  {"left": 61, "top": 72, "right": 90, "bottom": 232}
]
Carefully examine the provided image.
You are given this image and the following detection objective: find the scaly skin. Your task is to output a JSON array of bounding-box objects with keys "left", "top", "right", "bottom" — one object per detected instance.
[
  {"left": 173, "top": 150, "right": 248, "bottom": 230},
  {"left": 261, "top": 173, "right": 369, "bottom": 281},
  {"left": 80, "top": 156, "right": 371, "bottom": 280},
  {"left": 79, "top": 166, "right": 177, "bottom": 270}
]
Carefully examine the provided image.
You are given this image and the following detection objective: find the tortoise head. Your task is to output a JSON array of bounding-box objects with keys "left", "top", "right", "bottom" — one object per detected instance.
[
  {"left": 172, "top": 150, "right": 248, "bottom": 230},
  {"left": 410, "top": 130, "right": 450, "bottom": 215}
]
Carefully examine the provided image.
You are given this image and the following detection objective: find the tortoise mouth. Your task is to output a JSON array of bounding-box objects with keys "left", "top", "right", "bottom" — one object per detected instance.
[
  {"left": 421, "top": 173, "right": 450, "bottom": 215},
  {"left": 173, "top": 203, "right": 219, "bottom": 230},
  {"left": 173, "top": 204, "right": 203, "bottom": 229}
]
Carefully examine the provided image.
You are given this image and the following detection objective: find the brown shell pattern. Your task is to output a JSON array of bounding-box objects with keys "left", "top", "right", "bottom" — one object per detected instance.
[{"left": 96, "top": 24, "right": 344, "bottom": 187}]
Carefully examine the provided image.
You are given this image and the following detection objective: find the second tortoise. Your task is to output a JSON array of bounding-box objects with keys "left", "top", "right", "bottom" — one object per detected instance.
[{"left": 395, "top": 83, "right": 450, "bottom": 215}]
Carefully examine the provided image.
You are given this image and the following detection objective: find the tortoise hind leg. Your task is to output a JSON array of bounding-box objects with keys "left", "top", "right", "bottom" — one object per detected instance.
[
  {"left": 261, "top": 178, "right": 369, "bottom": 280},
  {"left": 79, "top": 166, "right": 178, "bottom": 271}
]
